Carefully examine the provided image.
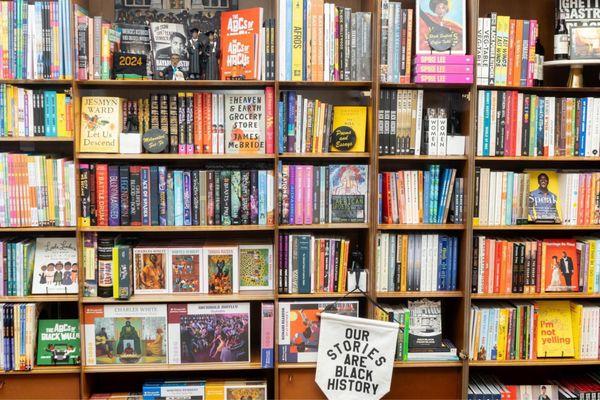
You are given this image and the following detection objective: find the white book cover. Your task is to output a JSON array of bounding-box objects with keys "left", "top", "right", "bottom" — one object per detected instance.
[
  {"left": 592, "top": 98, "right": 600, "bottom": 156},
  {"left": 168, "top": 248, "right": 203, "bottom": 294},
  {"left": 477, "top": 91, "right": 485, "bottom": 156},
  {"left": 437, "top": 114, "right": 448, "bottom": 156},
  {"left": 133, "top": 247, "right": 169, "bottom": 294},
  {"left": 238, "top": 244, "right": 273, "bottom": 291},
  {"left": 547, "top": 98, "right": 556, "bottom": 157},
  {"left": 585, "top": 97, "right": 594, "bottom": 157},
  {"left": 278, "top": 0, "right": 287, "bottom": 80},
  {"left": 32, "top": 237, "right": 78, "bottom": 295},
  {"left": 203, "top": 246, "right": 239, "bottom": 295},
  {"left": 431, "top": 234, "right": 439, "bottom": 291},
  {"left": 167, "top": 302, "right": 250, "bottom": 364},
  {"left": 380, "top": 233, "right": 389, "bottom": 292},
  {"left": 494, "top": 171, "right": 503, "bottom": 225},
  {"left": 486, "top": 170, "right": 496, "bottom": 226},
  {"left": 415, "top": 90, "right": 424, "bottom": 155},
  {"left": 476, "top": 18, "right": 483, "bottom": 85}
]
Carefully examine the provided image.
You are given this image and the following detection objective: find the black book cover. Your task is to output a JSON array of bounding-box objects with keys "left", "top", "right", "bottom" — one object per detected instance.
[
  {"left": 221, "top": 170, "right": 232, "bottom": 225},
  {"left": 208, "top": 170, "right": 215, "bottom": 225},
  {"left": 79, "top": 164, "right": 90, "bottom": 222},
  {"left": 89, "top": 164, "right": 97, "bottom": 226},
  {"left": 522, "top": 94, "right": 531, "bottom": 156},
  {"left": 119, "top": 166, "right": 130, "bottom": 226},
  {"left": 240, "top": 170, "right": 251, "bottom": 225},
  {"left": 129, "top": 167, "right": 142, "bottom": 226},
  {"left": 168, "top": 94, "right": 179, "bottom": 153},
  {"left": 378, "top": 90, "right": 385, "bottom": 155},
  {"left": 149, "top": 166, "right": 159, "bottom": 226},
  {"left": 149, "top": 94, "right": 160, "bottom": 129},
  {"left": 333, "top": 239, "right": 341, "bottom": 292},
  {"left": 177, "top": 93, "right": 186, "bottom": 148},
  {"left": 230, "top": 170, "right": 241, "bottom": 225}
]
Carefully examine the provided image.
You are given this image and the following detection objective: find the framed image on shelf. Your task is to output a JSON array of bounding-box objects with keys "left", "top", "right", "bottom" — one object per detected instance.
[
  {"left": 169, "top": 248, "right": 203, "bottom": 293},
  {"left": 416, "top": 0, "right": 466, "bottom": 55},
  {"left": 133, "top": 248, "right": 169, "bottom": 294},
  {"left": 238, "top": 244, "right": 273, "bottom": 291},
  {"left": 570, "top": 27, "right": 600, "bottom": 59}
]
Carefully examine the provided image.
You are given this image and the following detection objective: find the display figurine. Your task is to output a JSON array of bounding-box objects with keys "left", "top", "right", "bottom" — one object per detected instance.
[
  {"left": 205, "top": 31, "right": 220, "bottom": 80},
  {"left": 187, "top": 28, "right": 202, "bottom": 80},
  {"left": 125, "top": 103, "right": 138, "bottom": 133},
  {"left": 159, "top": 53, "right": 187, "bottom": 80},
  {"left": 448, "top": 108, "right": 461, "bottom": 134},
  {"left": 349, "top": 245, "right": 364, "bottom": 272}
]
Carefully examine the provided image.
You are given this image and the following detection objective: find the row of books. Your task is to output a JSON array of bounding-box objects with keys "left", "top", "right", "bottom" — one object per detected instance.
[
  {"left": 142, "top": 380, "right": 268, "bottom": 400},
  {"left": 277, "top": 1, "right": 372, "bottom": 82},
  {"left": 0, "top": 0, "right": 73, "bottom": 80},
  {"left": 476, "top": 15, "right": 539, "bottom": 87},
  {"left": 469, "top": 373, "right": 600, "bottom": 400},
  {"left": 472, "top": 237, "right": 600, "bottom": 295},
  {"left": 1, "top": 303, "right": 38, "bottom": 371},
  {"left": 476, "top": 91, "right": 600, "bottom": 157},
  {"left": 278, "top": 164, "right": 368, "bottom": 225},
  {"left": 376, "top": 233, "right": 459, "bottom": 293},
  {"left": 0, "top": 86, "right": 73, "bottom": 137},
  {"left": 79, "top": 164, "right": 275, "bottom": 227},
  {"left": 474, "top": 169, "right": 600, "bottom": 226},
  {"left": 469, "top": 301, "right": 598, "bottom": 361},
  {"left": 379, "top": 1, "right": 412, "bottom": 84},
  {"left": 277, "top": 233, "right": 350, "bottom": 294},
  {"left": 84, "top": 302, "right": 274, "bottom": 367},
  {"left": 378, "top": 89, "right": 423, "bottom": 156},
  {"left": 0, "top": 154, "right": 76, "bottom": 228},
  {"left": 80, "top": 90, "right": 274, "bottom": 155},
  {"left": 379, "top": 166, "right": 464, "bottom": 225},
  {"left": 277, "top": 91, "right": 367, "bottom": 154},
  {"left": 83, "top": 235, "right": 273, "bottom": 298}
]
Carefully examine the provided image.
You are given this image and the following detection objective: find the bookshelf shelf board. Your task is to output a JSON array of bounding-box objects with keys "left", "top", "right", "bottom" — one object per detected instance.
[
  {"left": 75, "top": 79, "right": 275, "bottom": 87},
  {"left": 544, "top": 59, "right": 600, "bottom": 66},
  {"left": 476, "top": 84, "right": 600, "bottom": 93},
  {"left": 0, "top": 79, "right": 72, "bottom": 85},
  {"left": 82, "top": 291, "right": 274, "bottom": 303},
  {"left": 278, "top": 152, "right": 371, "bottom": 159},
  {"left": 379, "top": 155, "right": 468, "bottom": 161},
  {"left": 471, "top": 293, "right": 600, "bottom": 300},
  {"left": 277, "top": 361, "right": 462, "bottom": 369},
  {"left": 475, "top": 156, "right": 600, "bottom": 162},
  {"left": 1, "top": 366, "right": 81, "bottom": 375},
  {"left": 0, "top": 136, "right": 73, "bottom": 142},
  {"left": 84, "top": 361, "right": 264, "bottom": 373},
  {"left": 0, "top": 295, "right": 79, "bottom": 303},
  {"left": 278, "top": 223, "right": 369, "bottom": 230},
  {"left": 277, "top": 292, "right": 365, "bottom": 299},
  {"left": 469, "top": 359, "right": 600, "bottom": 367},
  {"left": 376, "top": 291, "right": 463, "bottom": 298},
  {"left": 277, "top": 80, "right": 372, "bottom": 88},
  {"left": 473, "top": 225, "right": 600, "bottom": 231},
  {"left": 77, "top": 153, "right": 276, "bottom": 160},
  {"left": 79, "top": 225, "right": 275, "bottom": 233},
  {"left": 0, "top": 226, "right": 76, "bottom": 233},
  {"left": 377, "top": 224, "right": 465, "bottom": 231},
  {"left": 380, "top": 82, "right": 471, "bottom": 90}
]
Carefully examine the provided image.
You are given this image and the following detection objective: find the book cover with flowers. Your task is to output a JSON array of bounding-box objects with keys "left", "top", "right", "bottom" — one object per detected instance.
[{"left": 80, "top": 96, "right": 123, "bottom": 153}]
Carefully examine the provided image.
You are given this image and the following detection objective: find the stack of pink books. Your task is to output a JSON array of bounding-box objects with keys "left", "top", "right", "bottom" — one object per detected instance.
[{"left": 413, "top": 55, "right": 474, "bottom": 84}]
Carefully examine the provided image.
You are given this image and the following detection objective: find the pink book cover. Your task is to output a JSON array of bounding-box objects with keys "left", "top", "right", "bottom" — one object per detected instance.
[
  {"left": 329, "top": 239, "right": 335, "bottom": 292},
  {"left": 295, "top": 165, "right": 304, "bottom": 225},
  {"left": 265, "top": 87, "right": 274, "bottom": 154},
  {"left": 304, "top": 165, "right": 313, "bottom": 224},
  {"left": 186, "top": 144, "right": 194, "bottom": 154},
  {"left": 178, "top": 144, "right": 186, "bottom": 154},
  {"left": 414, "top": 64, "right": 473, "bottom": 74},
  {"left": 413, "top": 54, "right": 473, "bottom": 64},
  {"left": 527, "top": 20, "right": 537, "bottom": 87},
  {"left": 413, "top": 73, "right": 473, "bottom": 84},
  {"left": 261, "top": 302, "right": 274, "bottom": 368}
]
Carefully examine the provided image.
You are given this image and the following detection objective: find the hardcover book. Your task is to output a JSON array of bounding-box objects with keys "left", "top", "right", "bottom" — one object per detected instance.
[
  {"left": 542, "top": 239, "right": 579, "bottom": 292},
  {"left": 526, "top": 170, "right": 562, "bottom": 223},
  {"left": 80, "top": 97, "right": 123, "bottom": 153},
  {"left": 416, "top": 0, "right": 466, "bottom": 55},
  {"left": 536, "top": 301, "right": 574, "bottom": 358},
  {"left": 84, "top": 304, "right": 168, "bottom": 365},
  {"left": 133, "top": 247, "right": 168, "bottom": 294},
  {"left": 36, "top": 319, "right": 81, "bottom": 366},
  {"left": 330, "top": 106, "right": 367, "bottom": 153},
  {"left": 328, "top": 165, "right": 368, "bottom": 223},
  {"left": 203, "top": 247, "right": 239, "bottom": 294},
  {"left": 167, "top": 302, "right": 250, "bottom": 364},
  {"left": 408, "top": 299, "right": 442, "bottom": 348},
  {"left": 169, "top": 248, "right": 202, "bottom": 293},
  {"left": 32, "top": 238, "right": 78, "bottom": 295},
  {"left": 220, "top": 8, "right": 263, "bottom": 80},
  {"left": 238, "top": 244, "right": 273, "bottom": 291},
  {"left": 149, "top": 22, "right": 189, "bottom": 75},
  {"left": 224, "top": 91, "right": 266, "bottom": 154}
]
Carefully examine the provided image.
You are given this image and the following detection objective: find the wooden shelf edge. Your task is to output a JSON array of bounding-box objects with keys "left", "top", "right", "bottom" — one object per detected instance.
[
  {"left": 473, "top": 225, "right": 600, "bottom": 231},
  {"left": 278, "top": 292, "right": 365, "bottom": 299},
  {"left": 279, "top": 152, "right": 371, "bottom": 159},
  {"left": 278, "top": 223, "right": 369, "bottom": 230},
  {"left": 1, "top": 366, "right": 81, "bottom": 375},
  {"left": 0, "top": 137, "right": 74, "bottom": 142},
  {"left": 84, "top": 362, "right": 264, "bottom": 373},
  {"left": 379, "top": 155, "right": 468, "bottom": 160},
  {"left": 278, "top": 80, "right": 371, "bottom": 87},
  {"left": 0, "top": 79, "right": 72, "bottom": 85},
  {"left": 0, "top": 227, "right": 76, "bottom": 232},
  {"left": 469, "top": 359, "right": 600, "bottom": 367},
  {"left": 0, "top": 295, "right": 79, "bottom": 303},
  {"left": 471, "top": 293, "right": 600, "bottom": 300},
  {"left": 79, "top": 225, "right": 275, "bottom": 232},
  {"left": 380, "top": 82, "right": 471, "bottom": 90},
  {"left": 377, "top": 224, "right": 465, "bottom": 230},
  {"left": 76, "top": 79, "right": 274, "bottom": 87},
  {"left": 376, "top": 291, "right": 463, "bottom": 298},
  {"left": 277, "top": 361, "right": 462, "bottom": 369},
  {"left": 77, "top": 153, "right": 276, "bottom": 160},
  {"left": 82, "top": 291, "right": 274, "bottom": 303},
  {"left": 475, "top": 156, "right": 600, "bottom": 161}
]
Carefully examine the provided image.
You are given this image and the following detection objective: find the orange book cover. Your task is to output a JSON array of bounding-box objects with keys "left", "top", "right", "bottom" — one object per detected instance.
[
  {"left": 193, "top": 93, "right": 203, "bottom": 153},
  {"left": 483, "top": 238, "right": 492, "bottom": 293},
  {"left": 202, "top": 93, "right": 212, "bottom": 154},
  {"left": 499, "top": 240, "right": 508, "bottom": 294},
  {"left": 494, "top": 239, "right": 502, "bottom": 293},
  {"left": 220, "top": 8, "right": 263, "bottom": 80},
  {"left": 542, "top": 239, "right": 579, "bottom": 292},
  {"left": 507, "top": 19, "right": 516, "bottom": 86},
  {"left": 514, "top": 20, "right": 523, "bottom": 87},
  {"left": 403, "top": 9, "right": 414, "bottom": 83}
]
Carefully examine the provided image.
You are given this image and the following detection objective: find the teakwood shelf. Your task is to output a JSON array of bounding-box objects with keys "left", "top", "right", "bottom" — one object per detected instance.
[{"left": 1, "top": 0, "right": 599, "bottom": 398}]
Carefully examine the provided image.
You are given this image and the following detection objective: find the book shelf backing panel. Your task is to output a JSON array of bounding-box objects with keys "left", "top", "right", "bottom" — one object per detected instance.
[
  {"left": 0, "top": 141, "right": 75, "bottom": 155},
  {"left": 0, "top": 374, "right": 80, "bottom": 399}
]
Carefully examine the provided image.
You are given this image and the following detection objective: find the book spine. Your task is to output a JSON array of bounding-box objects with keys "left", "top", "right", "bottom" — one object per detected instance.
[
  {"left": 158, "top": 166, "right": 167, "bottom": 226},
  {"left": 95, "top": 164, "right": 108, "bottom": 226},
  {"left": 413, "top": 74, "right": 474, "bottom": 84},
  {"left": 140, "top": 167, "right": 150, "bottom": 225},
  {"left": 266, "top": 86, "right": 274, "bottom": 154},
  {"left": 107, "top": 165, "right": 119, "bottom": 226}
]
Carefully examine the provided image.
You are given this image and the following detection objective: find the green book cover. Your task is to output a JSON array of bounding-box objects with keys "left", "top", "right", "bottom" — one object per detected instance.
[{"left": 36, "top": 319, "right": 81, "bottom": 366}]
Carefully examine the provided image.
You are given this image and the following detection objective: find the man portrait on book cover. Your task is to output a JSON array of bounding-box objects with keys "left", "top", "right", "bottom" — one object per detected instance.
[
  {"left": 538, "top": 386, "right": 551, "bottom": 400},
  {"left": 417, "top": 0, "right": 465, "bottom": 54},
  {"left": 559, "top": 251, "right": 575, "bottom": 289},
  {"left": 528, "top": 173, "right": 560, "bottom": 223},
  {"left": 155, "top": 31, "right": 188, "bottom": 60}
]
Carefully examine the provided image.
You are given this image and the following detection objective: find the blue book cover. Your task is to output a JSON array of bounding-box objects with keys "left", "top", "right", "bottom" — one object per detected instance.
[
  {"left": 258, "top": 170, "right": 267, "bottom": 225},
  {"left": 182, "top": 170, "right": 192, "bottom": 226},
  {"left": 536, "top": 97, "right": 544, "bottom": 156},
  {"left": 166, "top": 171, "right": 175, "bottom": 226},
  {"left": 149, "top": 166, "right": 159, "bottom": 226},
  {"left": 438, "top": 235, "right": 448, "bottom": 291},
  {"left": 431, "top": 165, "right": 440, "bottom": 223},
  {"left": 158, "top": 166, "right": 167, "bottom": 226},
  {"left": 579, "top": 98, "right": 588, "bottom": 156},
  {"left": 289, "top": 165, "right": 295, "bottom": 225},
  {"left": 287, "top": 92, "right": 296, "bottom": 152},
  {"left": 278, "top": 101, "right": 285, "bottom": 153},
  {"left": 119, "top": 166, "right": 130, "bottom": 226},
  {"left": 286, "top": 0, "right": 293, "bottom": 80},
  {"left": 174, "top": 170, "right": 184, "bottom": 226},
  {"left": 141, "top": 167, "right": 150, "bottom": 226},
  {"left": 446, "top": 235, "right": 454, "bottom": 291},
  {"left": 43, "top": 92, "right": 55, "bottom": 136},
  {"left": 483, "top": 91, "right": 491, "bottom": 156},
  {"left": 505, "top": 172, "right": 514, "bottom": 225},
  {"left": 423, "top": 171, "right": 430, "bottom": 223},
  {"left": 437, "top": 169, "right": 449, "bottom": 224},
  {"left": 297, "top": 235, "right": 311, "bottom": 293},
  {"left": 450, "top": 237, "right": 458, "bottom": 290},
  {"left": 520, "top": 20, "right": 530, "bottom": 87},
  {"left": 108, "top": 165, "right": 120, "bottom": 226}
]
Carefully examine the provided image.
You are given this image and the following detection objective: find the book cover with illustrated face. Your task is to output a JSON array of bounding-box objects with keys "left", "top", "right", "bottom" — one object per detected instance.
[
  {"left": 329, "top": 164, "right": 368, "bottom": 223},
  {"left": 133, "top": 248, "right": 168, "bottom": 294},
  {"left": 32, "top": 238, "right": 79, "bottom": 295},
  {"left": 238, "top": 244, "right": 272, "bottom": 291},
  {"left": 169, "top": 248, "right": 202, "bottom": 293},
  {"left": 203, "top": 247, "right": 239, "bottom": 294}
]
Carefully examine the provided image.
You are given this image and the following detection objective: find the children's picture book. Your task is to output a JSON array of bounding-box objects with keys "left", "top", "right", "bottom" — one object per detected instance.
[
  {"left": 526, "top": 170, "right": 562, "bottom": 223},
  {"left": 84, "top": 304, "right": 168, "bottom": 365},
  {"left": 238, "top": 244, "right": 273, "bottom": 291},
  {"left": 278, "top": 301, "right": 359, "bottom": 363},
  {"left": 542, "top": 239, "right": 579, "bottom": 292},
  {"left": 224, "top": 92, "right": 266, "bottom": 154},
  {"left": 330, "top": 106, "right": 367, "bottom": 153},
  {"left": 536, "top": 301, "right": 574, "bottom": 358},
  {"left": 168, "top": 302, "right": 250, "bottom": 364},
  {"left": 220, "top": 8, "right": 263, "bottom": 80},
  {"left": 36, "top": 319, "right": 81, "bottom": 366},
  {"left": 329, "top": 165, "right": 368, "bottom": 223},
  {"left": 32, "top": 238, "right": 78, "bottom": 295},
  {"left": 225, "top": 383, "right": 267, "bottom": 400},
  {"left": 203, "top": 247, "right": 239, "bottom": 294},
  {"left": 408, "top": 299, "right": 442, "bottom": 349},
  {"left": 133, "top": 248, "right": 168, "bottom": 294},
  {"left": 416, "top": 0, "right": 466, "bottom": 55},
  {"left": 169, "top": 248, "right": 202, "bottom": 293}
]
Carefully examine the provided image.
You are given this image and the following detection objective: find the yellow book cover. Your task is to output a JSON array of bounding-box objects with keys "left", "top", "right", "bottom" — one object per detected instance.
[
  {"left": 291, "top": 0, "right": 304, "bottom": 81},
  {"left": 526, "top": 170, "right": 562, "bottom": 223},
  {"left": 56, "top": 93, "right": 67, "bottom": 137},
  {"left": 588, "top": 240, "right": 596, "bottom": 294},
  {"left": 205, "top": 381, "right": 225, "bottom": 400},
  {"left": 497, "top": 16, "right": 510, "bottom": 85},
  {"left": 330, "top": 106, "right": 367, "bottom": 152},
  {"left": 496, "top": 308, "right": 509, "bottom": 360},
  {"left": 80, "top": 96, "right": 123, "bottom": 153},
  {"left": 113, "top": 247, "right": 119, "bottom": 299},
  {"left": 537, "top": 301, "right": 574, "bottom": 358},
  {"left": 569, "top": 302, "right": 583, "bottom": 359}
]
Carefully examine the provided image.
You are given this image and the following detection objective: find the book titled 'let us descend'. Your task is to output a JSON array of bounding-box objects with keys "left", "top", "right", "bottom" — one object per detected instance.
[{"left": 80, "top": 96, "right": 123, "bottom": 153}]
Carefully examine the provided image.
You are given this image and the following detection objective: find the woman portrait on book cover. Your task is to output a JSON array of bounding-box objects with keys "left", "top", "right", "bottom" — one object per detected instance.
[{"left": 416, "top": 0, "right": 466, "bottom": 54}]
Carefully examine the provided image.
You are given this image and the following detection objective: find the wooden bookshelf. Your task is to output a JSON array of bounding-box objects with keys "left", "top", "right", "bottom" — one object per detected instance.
[
  {"left": 79, "top": 225, "right": 276, "bottom": 232},
  {"left": 77, "top": 153, "right": 276, "bottom": 160},
  {"left": 376, "top": 291, "right": 464, "bottom": 298},
  {"left": 473, "top": 225, "right": 600, "bottom": 231},
  {"left": 0, "top": 366, "right": 81, "bottom": 375},
  {"left": 82, "top": 291, "right": 275, "bottom": 303},
  {"left": 0, "top": 226, "right": 77, "bottom": 233},
  {"left": 0, "top": 136, "right": 74, "bottom": 142},
  {"left": 0, "top": 295, "right": 79, "bottom": 303},
  {"left": 377, "top": 224, "right": 466, "bottom": 230},
  {"left": 469, "top": 359, "right": 600, "bottom": 367}
]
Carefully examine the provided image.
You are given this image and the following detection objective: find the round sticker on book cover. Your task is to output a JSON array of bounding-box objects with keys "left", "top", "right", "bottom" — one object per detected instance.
[
  {"left": 427, "top": 25, "right": 457, "bottom": 52},
  {"left": 142, "top": 128, "right": 169, "bottom": 153},
  {"left": 332, "top": 125, "right": 357, "bottom": 151}
]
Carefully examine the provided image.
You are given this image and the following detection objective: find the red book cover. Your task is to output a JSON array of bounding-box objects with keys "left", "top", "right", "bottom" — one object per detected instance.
[
  {"left": 95, "top": 164, "right": 108, "bottom": 226},
  {"left": 202, "top": 93, "right": 212, "bottom": 154},
  {"left": 494, "top": 239, "right": 502, "bottom": 293},
  {"left": 382, "top": 173, "right": 390, "bottom": 224},
  {"left": 265, "top": 86, "right": 274, "bottom": 154},
  {"left": 193, "top": 93, "right": 203, "bottom": 153},
  {"left": 220, "top": 8, "right": 263, "bottom": 80}
]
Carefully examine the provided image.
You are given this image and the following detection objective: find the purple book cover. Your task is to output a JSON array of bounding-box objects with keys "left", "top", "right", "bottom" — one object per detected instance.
[
  {"left": 413, "top": 73, "right": 473, "bottom": 84},
  {"left": 183, "top": 170, "right": 192, "bottom": 226},
  {"left": 278, "top": 233, "right": 284, "bottom": 293},
  {"left": 158, "top": 166, "right": 168, "bottom": 226},
  {"left": 413, "top": 55, "right": 474, "bottom": 64},
  {"left": 289, "top": 165, "right": 295, "bottom": 225},
  {"left": 108, "top": 165, "right": 120, "bottom": 226},
  {"left": 413, "top": 64, "right": 473, "bottom": 74},
  {"left": 250, "top": 170, "right": 259, "bottom": 225},
  {"left": 141, "top": 166, "right": 150, "bottom": 226}
]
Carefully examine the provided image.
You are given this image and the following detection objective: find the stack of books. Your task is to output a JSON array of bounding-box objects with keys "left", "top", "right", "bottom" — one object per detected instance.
[
  {"left": 0, "top": 304, "right": 38, "bottom": 371},
  {"left": 413, "top": 55, "right": 474, "bottom": 84},
  {"left": 379, "top": 0, "right": 413, "bottom": 83}
]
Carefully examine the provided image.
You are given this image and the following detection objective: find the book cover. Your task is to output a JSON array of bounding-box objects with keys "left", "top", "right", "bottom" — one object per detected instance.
[
  {"left": 80, "top": 96, "right": 122, "bottom": 153},
  {"left": 329, "top": 106, "right": 367, "bottom": 152},
  {"left": 83, "top": 304, "right": 167, "bottom": 365},
  {"left": 408, "top": 299, "right": 442, "bottom": 348},
  {"left": 225, "top": 383, "right": 267, "bottom": 400},
  {"left": 167, "top": 302, "right": 250, "bottom": 364},
  {"left": 239, "top": 244, "right": 273, "bottom": 291},
  {"left": 526, "top": 170, "right": 562, "bottom": 223},
  {"left": 277, "top": 300, "right": 359, "bottom": 363},
  {"left": 261, "top": 302, "right": 274, "bottom": 368},
  {"left": 328, "top": 164, "right": 368, "bottom": 223},
  {"left": 542, "top": 239, "right": 579, "bottom": 292},
  {"left": 149, "top": 22, "right": 188, "bottom": 76},
  {"left": 220, "top": 8, "right": 263, "bottom": 80},
  {"left": 224, "top": 91, "right": 266, "bottom": 154},
  {"left": 203, "top": 247, "right": 239, "bottom": 294},
  {"left": 32, "top": 237, "right": 78, "bottom": 295},
  {"left": 133, "top": 247, "right": 168, "bottom": 294},
  {"left": 536, "top": 301, "right": 574, "bottom": 358},
  {"left": 416, "top": 0, "right": 466, "bottom": 55},
  {"left": 169, "top": 248, "right": 202, "bottom": 294},
  {"left": 36, "top": 319, "right": 80, "bottom": 366}
]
